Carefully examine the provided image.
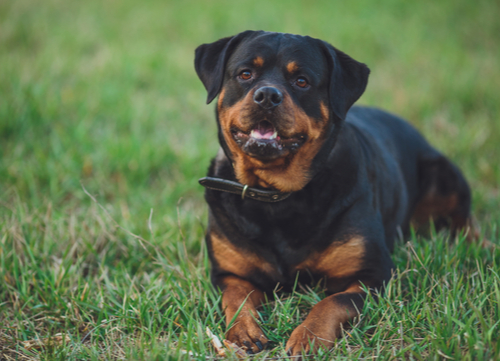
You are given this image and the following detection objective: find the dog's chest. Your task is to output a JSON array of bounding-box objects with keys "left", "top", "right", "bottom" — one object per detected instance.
[{"left": 238, "top": 226, "right": 366, "bottom": 292}]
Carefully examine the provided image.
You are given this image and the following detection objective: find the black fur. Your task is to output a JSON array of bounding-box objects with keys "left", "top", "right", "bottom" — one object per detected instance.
[{"left": 194, "top": 31, "right": 472, "bottom": 353}]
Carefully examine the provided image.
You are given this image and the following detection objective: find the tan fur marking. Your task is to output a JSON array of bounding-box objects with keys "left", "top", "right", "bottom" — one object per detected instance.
[
  {"left": 221, "top": 276, "right": 268, "bottom": 353},
  {"left": 210, "top": 232, "right": 275, "bottom": 277},
  {"left": 217, "top": 88, "right": 226, "bottom": 107},
  {"left": 411, "top": 192, "right": 494, "bottom": 248},
  {"left": 253, "top": 56, "right": 264, "bottom": 67},
  {"left": 411, "top": 192, "right": 459, "bottom": 227},
  {"left": 217, "top": 88, "right": 328, "bottom": 192},
  {"left": 286, "top": 61, "right": 299, "bottom": 73},
  {"left": 320, "top": 101, "right": 330, "bottom": 121},
  {"left": 285, "top": 282, "right": 365, "bottom": 355},
  {"left": 296, "top": 236, "right": 365, "bottom": 279},
  {"left": 221, "top": 276, "right": 265, "bottom": 313}
]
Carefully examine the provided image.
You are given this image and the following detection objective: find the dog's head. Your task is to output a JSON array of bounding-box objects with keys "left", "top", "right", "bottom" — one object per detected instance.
[{"left": 195, "top": 31, "right": 369, "bottom": 192}]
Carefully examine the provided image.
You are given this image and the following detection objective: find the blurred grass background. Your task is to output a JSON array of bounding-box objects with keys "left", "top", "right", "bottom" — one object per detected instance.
[{"left": 1, "top": 0, "right": 499, "bottom": 359}]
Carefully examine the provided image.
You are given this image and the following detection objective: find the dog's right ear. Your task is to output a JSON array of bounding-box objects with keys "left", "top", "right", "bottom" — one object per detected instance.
[{"left": 195, "top": 31, "right": 254, "bottom": 104}]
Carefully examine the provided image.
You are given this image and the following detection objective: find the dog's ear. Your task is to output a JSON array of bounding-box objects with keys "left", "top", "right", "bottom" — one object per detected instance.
[
  {"left": 319, "top": 41, "right": 370, "bottom": 121},
  {"left": 195, "top": 31, "right": 254, "bottom": 104}
]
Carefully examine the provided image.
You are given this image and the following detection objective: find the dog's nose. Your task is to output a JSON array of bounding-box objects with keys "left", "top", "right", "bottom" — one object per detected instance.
[{"left": 253, "top": 86, "right": 283, "bottom": 109}]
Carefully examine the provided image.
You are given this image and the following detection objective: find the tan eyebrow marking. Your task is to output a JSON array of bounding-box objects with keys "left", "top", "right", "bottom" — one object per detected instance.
[
  {"left": 286, "top": 61, "right": 299, "bottom": 73},
  {"left": 253, "top": 56, "right": 264, "bottom": 67}
]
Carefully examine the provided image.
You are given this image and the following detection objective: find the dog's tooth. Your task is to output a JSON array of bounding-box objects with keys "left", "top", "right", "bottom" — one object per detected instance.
[{"left": 270, "top": 131, "right": 278, "bottom": 139}]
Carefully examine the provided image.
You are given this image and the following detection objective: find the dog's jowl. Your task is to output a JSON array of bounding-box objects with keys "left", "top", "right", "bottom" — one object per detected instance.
[{"left": 194, "top": 31, "right": 474, "bottom": 356}]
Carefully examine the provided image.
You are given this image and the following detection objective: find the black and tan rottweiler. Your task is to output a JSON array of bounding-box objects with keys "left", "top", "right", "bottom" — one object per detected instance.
[{"left": 194, "top": 30, "right": 476, "bottom": 356}]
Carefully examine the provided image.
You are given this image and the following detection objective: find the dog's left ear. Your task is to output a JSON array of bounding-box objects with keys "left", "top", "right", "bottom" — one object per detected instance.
[
  {"left": 195, "top": 31, "right": 255, "bottom": 104},
  {"left": 318, "top": 41, "right": 370, "bottom": 121}
]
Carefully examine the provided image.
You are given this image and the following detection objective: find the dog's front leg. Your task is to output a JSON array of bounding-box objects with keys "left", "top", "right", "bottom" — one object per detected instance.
[
  {"left": 285, "top": 282, "right": 366, "bottom": 356},
  {"left": 219, "top": 275, "right": 268, "bottom": 354}
]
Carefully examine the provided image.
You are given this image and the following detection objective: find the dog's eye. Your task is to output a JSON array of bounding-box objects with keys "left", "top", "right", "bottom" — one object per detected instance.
[
  {"left": 239, "top": 70, "right": 252, "bottom": 80},
  {"left": 295, "top": 77, "right": 308, "bottom": 88}
]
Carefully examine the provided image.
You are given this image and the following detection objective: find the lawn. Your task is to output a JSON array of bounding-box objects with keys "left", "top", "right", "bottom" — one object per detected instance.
[{"left": 0, "top": 0, "right": 499, "bottom": 359}]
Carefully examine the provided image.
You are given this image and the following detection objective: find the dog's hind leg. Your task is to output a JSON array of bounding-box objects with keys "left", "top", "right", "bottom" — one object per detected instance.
[{"left": 411, "top": 155, "right": 490, "bottom": 247}]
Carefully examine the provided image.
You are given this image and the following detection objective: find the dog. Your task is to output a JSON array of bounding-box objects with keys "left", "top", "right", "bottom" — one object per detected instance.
[{"left": 194, "top": 30, "right": 475, "bottom": 356}]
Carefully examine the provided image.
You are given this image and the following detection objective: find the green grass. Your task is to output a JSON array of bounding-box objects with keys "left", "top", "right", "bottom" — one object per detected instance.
[{"left": 1, "top": 0, "right": 499, "bottom": 359}]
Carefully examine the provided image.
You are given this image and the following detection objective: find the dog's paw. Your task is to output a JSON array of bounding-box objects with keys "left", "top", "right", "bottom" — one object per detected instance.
[
  {"left": 285, "top": 322, "right": 335, "bottom": 357},
  {"left": 226, "top": 316, "right": 268, "bottom": 354}
]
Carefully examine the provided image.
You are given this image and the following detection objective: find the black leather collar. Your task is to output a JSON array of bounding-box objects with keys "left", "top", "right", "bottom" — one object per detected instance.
[{"left": 199, "top": 177, "right": 291, "bottom": 202}]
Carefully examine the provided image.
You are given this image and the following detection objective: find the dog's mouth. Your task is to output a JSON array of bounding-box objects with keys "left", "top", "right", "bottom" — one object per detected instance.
[{"left": 231, "top": 121, "right": 306, "bottom": 160}]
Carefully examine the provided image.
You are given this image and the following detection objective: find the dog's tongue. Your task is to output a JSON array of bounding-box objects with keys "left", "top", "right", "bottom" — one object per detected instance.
[{"left": 250, "top": 121, "right": 278, "bottom": 140}]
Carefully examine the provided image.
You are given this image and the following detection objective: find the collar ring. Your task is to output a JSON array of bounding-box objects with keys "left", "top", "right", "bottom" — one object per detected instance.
[{"left": 241, "top": 184, "right": 249, "bottom": 200}]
